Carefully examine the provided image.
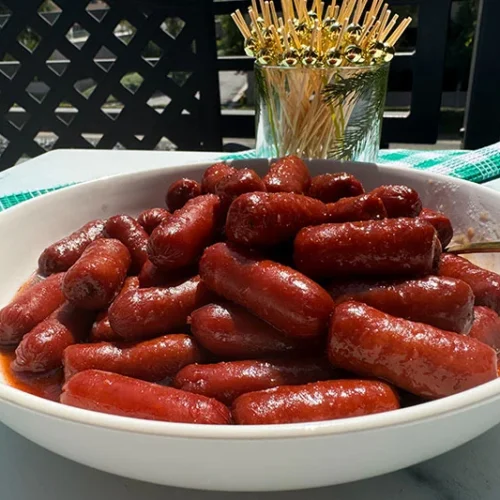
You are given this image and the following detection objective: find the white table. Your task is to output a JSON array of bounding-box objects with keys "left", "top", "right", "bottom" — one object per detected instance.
[{"left": 0, "top": 149, "right": 498, "bottom": 500}]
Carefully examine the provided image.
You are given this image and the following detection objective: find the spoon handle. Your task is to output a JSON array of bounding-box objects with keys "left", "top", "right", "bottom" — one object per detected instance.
[{"left": 447, "top": 241, "right": 500, "bottom": 255}]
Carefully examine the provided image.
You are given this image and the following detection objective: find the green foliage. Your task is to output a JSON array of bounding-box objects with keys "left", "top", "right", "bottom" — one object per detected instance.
[
  {"left": 163, "top": 18, "right": 185, "bottom": 38},
  {"left": 39, "top": 1, "right": 59, "bottom": 12},
  {"left": 19, "top": 27, "right": 41, "bottom": 52},
  {"left": 323, "top": 67, "right": 389, "bottom": 160},
  {"left": 168, "top": 71, "right": 191, "bottom": 87},
  {"left": 446, "top": 0, "right": 478, "bottom": 86},
  {"left": 120, "top": 73, "right": 143, "bottom": 93},
  {"left": 143, "top": 41, "right": 162, "bottom": 59},
  {"left": 217, "top": 15, "right": 244, "bottom": 56}
]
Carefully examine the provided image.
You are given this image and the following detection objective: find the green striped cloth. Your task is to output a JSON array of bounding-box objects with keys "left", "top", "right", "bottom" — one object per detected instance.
[
  {"left": 1, "top": 144, "right": 500, "bottom": 212},
  {"left": 223, "top": 145, "right": 500, "bottom": 184}
]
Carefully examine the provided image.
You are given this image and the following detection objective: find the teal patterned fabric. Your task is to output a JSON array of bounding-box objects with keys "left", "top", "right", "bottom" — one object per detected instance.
[
  {"left": 0, "top": 184, "right": 76, "bottom": 211},
  {"left": 2, "top": 144, "right": 500, "bottom": 211}
]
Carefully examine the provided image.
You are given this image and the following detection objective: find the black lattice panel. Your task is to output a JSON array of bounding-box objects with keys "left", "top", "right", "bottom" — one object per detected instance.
[{"left": 0, "top": 0, "right": 222, "bottom": 169}]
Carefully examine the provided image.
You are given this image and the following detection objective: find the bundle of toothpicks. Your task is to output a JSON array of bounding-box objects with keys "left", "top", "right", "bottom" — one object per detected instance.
[{"left": 231, "top": 0, "right": 412, "bottom": 159}]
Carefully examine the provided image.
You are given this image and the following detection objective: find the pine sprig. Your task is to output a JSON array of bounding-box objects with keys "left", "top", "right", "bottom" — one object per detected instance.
[{"left": 324, "top": 65, "right": 388, "bottom": 159}]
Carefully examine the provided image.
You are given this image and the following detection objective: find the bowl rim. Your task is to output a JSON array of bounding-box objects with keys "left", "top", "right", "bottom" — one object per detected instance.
[{"left": 1, "top": 159, "right": 500, "bottom": 440}]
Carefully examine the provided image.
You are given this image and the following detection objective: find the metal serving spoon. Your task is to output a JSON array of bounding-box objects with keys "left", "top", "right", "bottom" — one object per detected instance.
[{"left": 447, "top": 241, "right": 500, "bottom": 255}]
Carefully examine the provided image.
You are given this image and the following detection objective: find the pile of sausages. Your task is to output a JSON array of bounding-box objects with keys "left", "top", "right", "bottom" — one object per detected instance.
[{"left": 0, "top": 155, "right": 499, "bottom": 426}]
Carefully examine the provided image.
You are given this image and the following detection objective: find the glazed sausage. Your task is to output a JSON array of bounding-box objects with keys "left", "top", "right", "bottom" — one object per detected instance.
[
  {"left": 189, "top": 303, "right": 319, "bottom": 359},
  {"left": 138, "top": 260, "right": 166, "bottom": 288},
  {"left": 263, "top": 155, "right": 311, "bottom": 194},
  {"left": 62, "top": 239, "right": 131, "bottom": 310},
  {"left": 61, "top": 370, "right": 231, "bottom": 424},
  {"left": 38, "top": 220, "right": 105, "bottom": 276},
  {"left": 439, "top": 254, "right": 500, "bottom": 314},
  {"left": 232, "top": 379, "right": 400, "bottom": 425},
  {"left": 104, "top": 215, "right": 149, "bottom": 274},
  {"left": 0, "top": 273, "right": 65, "bottom": 346},
  {"left": 12, "top": 303, "right": 95, "bottom": 373},
  {"left": 469, "top": 306, "right": 500, "bottom": 352},
  {"left": 370, "top": 185, "right": 422, "bottom": 218},
  {"left": 148, "top": 194, "right": 221, "bottom": 271},
  {"left": 308, "top": 172, "right": 364, "bottom": 203},
  {"left": 225, "top": 192, "right": 328, "bottom": 247},
  {"left": 294, "top": 218, "right": 441, "bottom": 279},
  {"left": 201, "top": 163, "right": 237, "bottom": 194},
  {"left": 138, "top": 260, "right": 192, "bottom": 288},
  {"left": 215, "top": 168, "right": 266, "bottom": 211},
  {"left": 326, "top": 276, "right": 474, "bottom": 334},
  {"left": 108, "top": 276, "right": 215, "bottom": 340},
  {"left": 199, "top": 243, "right": 334, "bottom": 338},
  {"left": 64, "top": 334, "right": 203, "bottom": 382},
  {"left": 90, "top": 277, "right": 139, "bottom": 342},
  {"left": 328, "top": 301, "right": 498, "bottom": 398},
  {"left": 326, "top": 194, "right": 387, "bottom": 222},
  {"left": 419, "top": 208, "right": 453, "bottom": 248},
  {"left": 174, "top": 358, "right": 334, "bottom": 405},
  {"left": 137, "top": 208, "right": 170, "bottom": 235},
  {"left": 166, "top": 178, "right": 201, "bottom": 212}
]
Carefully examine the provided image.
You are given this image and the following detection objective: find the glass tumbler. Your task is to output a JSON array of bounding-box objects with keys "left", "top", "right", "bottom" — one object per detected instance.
[{"left": 255, "top": 62, "right": 390, "bottom": 161}]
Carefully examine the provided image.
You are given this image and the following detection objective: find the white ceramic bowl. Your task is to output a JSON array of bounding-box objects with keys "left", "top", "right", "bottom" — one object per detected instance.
[{"left": 0, "top": 159, "right": 500, "bottom": 492}]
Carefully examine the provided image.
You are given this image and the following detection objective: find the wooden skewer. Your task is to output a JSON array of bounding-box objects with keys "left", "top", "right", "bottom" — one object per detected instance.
[
  {"left": 235, "top": 11, "right": 253, "bottom": 39},
  {"left": 259, "top": 0, "right": 266, "bottom": 19},
  {"left": 281, "top": 0, "right": 290, "bottom": 22},
  {"left": 377, "top": 3, "right": 388, "bottom": 28},
  {"left": 270, "top": 25, "right": 282, "bottom": 50},
  {"left": 385, "top": 17, "right": 409, "bottom": 46},
  {"left": 231, "top": 13, "right": 249, "bottom": 39},
  {"left": 262, "top": 2, "right": 272, "bottom": 27},
  {"left": 447, "top": 241, "right": 500, "bottom": 255},
  {"left": 369, "top": 0, "right": 383, "bottom": 20},
  {"left": 366, "top": 0, "right": 377, "bottom": 19},
  {"left": 338, "top": 0, "right": 348, "bottom": 21},
  {"left": 335, "top": 17, "right": 349, "bottom": 50},
  {"left": 293, "top": 0, "right": 303, "bottom": 20},
  {"left": 360, "top": 19, "right": 380, "bottom": 46},
  {"left": 301, "top": 0, "right": 309, "bottom": 21},
  {"left": 318, "top": 1, "right": 325, "bottom": 22},
  {"left": 288, "top": 19, "right": 301, "bottom": 47},
  {"left": 346, "top": 0, "right": 359, "bottom": 22},
  {"left": 359, "top": 15, "right": 375, "bottom": 42},
  {"left": 316, "top": 23, "right": 323, "bottom": 52},
  {"left": 353, "top": 0, "right": 368, "bottom": 25},
  {"left": 310, "top": 22, "right": 318, "bottom": 48},
  {"left": 378, "top": 8, "right": 391, "bottom": 37},
  {"left": 386, "top": 17, "right": 412, "bottom": 46},
  {"left": 339, "top": 0, "right": 354, "bottom": 22},
  {"left": 241, "top": 12, "right": 255, "bottom": 38},
  {"left": 370, "top": 19, "right": 382, "bottom": 41},
  {"left": 379, "top": 13, "right": 399, "bottom": 43},
  {"left": 249, "top": 8, "right": 266, "bottom": 43},
  {"left": 251, "top": 0, "right": 259, "bottom": 18},
  {"left": 270, "top": 1, "right": 280, "bottom": 27},
  {"left": 353, "top": 0, "right": 362, "bottom": 23},
  {"left": 233, "top": 0, "right": 413, "bottom": 71},
  {"left": 361, "top": 11, "right": 369, "bottom": 29},
  {"left": 280, "top": 18, "right": 290, "bottom": 50}
]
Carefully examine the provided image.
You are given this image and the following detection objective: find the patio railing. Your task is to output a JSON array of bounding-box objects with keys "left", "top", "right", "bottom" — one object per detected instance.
[{"left": 0, "top": 0, "right": 475, "bottom": 169}]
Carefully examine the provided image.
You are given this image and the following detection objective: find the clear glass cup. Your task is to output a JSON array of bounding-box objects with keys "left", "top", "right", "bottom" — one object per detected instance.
[{"left": 255, "top": 62, "right": 390, "bottom": 161}]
